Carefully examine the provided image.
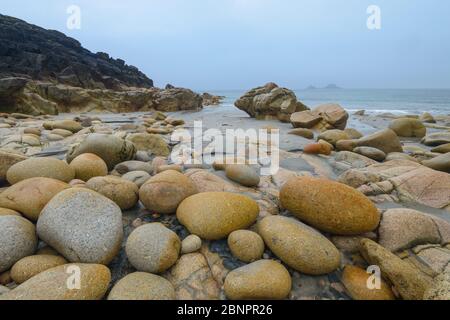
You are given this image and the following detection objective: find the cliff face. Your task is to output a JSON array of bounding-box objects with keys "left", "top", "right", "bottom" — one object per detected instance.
[
  {"left": 0, "top": 14, "right": 204, "bottom": 115},
  {"left": 0, "top": 14, "right": 153, "bottom": 90}
]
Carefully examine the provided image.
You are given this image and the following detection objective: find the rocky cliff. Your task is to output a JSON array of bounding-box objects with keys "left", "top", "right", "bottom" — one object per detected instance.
[{"left": 0, "top": 14, "right": 203, "bottom": 115}]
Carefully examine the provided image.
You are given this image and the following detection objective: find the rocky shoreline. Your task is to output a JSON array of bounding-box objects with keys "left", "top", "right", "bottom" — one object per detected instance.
[{"left": 0, "top": 84, "right": 450, "bottom": 300}]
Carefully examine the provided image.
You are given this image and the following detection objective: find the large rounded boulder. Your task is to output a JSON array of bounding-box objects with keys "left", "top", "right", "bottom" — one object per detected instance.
[
  {"left": 0, "top": 215, "right": 38, "bottom": 273},
  {"left": 258, "top": 216, "right": 341, "bottom": 275},
  {"left": 224, "top": 260, "right": 292, "bottom": 300},
  {"left": 36, "top": 188, "right": 123, "bottom": 265},
  {"left": 139, "top": 170, "right": 198, "bottom": 214},
  {"left": 125, "top": 223, "right": 180, "bottom": 274},
  {"left": 389, "top": 118, "right": 426, "bottom": 138},
  {"left": 280, "top": 176, "right": 380, "bottom": 235},
  {"left": 177, "top": 192, "right": 259, "bottom": 240},
  {"left": 6, "top": 157, "right": 75, "bottom": 184},
  {"left": 66, "top": 134, "right": 136, "bottom": 170},
  {"left": 0, "top": 264, "right": 110, "bottom": 300},
  {"left": 86, "top": 176, "right": 139, "bottom": 210},
  {"left": 0, "top": 177, "right": 69, "bottom": 221}
]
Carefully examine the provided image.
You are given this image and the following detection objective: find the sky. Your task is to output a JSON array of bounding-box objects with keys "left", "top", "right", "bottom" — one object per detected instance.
[{"left": 2, "top": 0, "right": 450, "bottom": 90}]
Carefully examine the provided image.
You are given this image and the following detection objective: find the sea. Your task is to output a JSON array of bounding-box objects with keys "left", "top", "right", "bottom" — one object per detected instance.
[{"left": 205, "top": 89, "right": 450, "bottom": 116}]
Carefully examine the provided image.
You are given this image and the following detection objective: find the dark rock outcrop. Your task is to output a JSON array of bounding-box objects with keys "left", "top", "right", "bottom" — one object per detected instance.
[
  {"left": 0, "top": 14, "right": 153, "bottom": 90},
  {"left": 0, "top": 14, "right": 204, "bottom": 115}
]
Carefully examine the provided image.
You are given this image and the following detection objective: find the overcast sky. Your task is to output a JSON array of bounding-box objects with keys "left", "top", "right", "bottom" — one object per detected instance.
[{"left": 2, "top": 0, "right": 450, "bottom": 90}]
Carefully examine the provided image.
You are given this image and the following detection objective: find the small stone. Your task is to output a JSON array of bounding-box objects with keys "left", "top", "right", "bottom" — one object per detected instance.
[
  {"left": 86, "top": 176, "right": 139, "bottom": 210},
  {"left": 288, "top": 128, "right": 314, "bottom": 139},
  {"left": 225, "top": 165, "right": 260, "bottom": 187},
  {"left": 227, "top": 230, "right": 265, "bottom": 263},
  {"left": 6, "top": 157, "right": 75, "bottom": 184},
  {"left": 341, "top": 265, "right": 396, "bottom": 300},
  {"left": 114, "top": 161, "right": 153, "bottom": 174},
  {"left": 353, "top": 147, "right": 386, "bottom": 162},
  {"left": 304, "top": 143, "right": 332, "bottom": 155},
  {"left": 224, "top": 260, "right": 292, "bottom": 300},
  {"left": 122, "top": 171, "right": 151, "bottom": 187},
  {"left": 69, "top": 153, "right": 108, "bottom": 182},
  {"left": 10, "top": 255, "right": 68, "bottom": 284},
  {"left": 181, "top": 235, "right": 202, "bottom": 254},
  {"left": 317, "top": 130, "right": 350, "bottom": 147},
  {"left": 126, "top": 223, "right": 181, "bottom": 274},
  {"left": 108, "top": 272, "right": 176, "bottom": 300},
  {"left": 51, "top": 129, "right": 73, "bottom": 137}
]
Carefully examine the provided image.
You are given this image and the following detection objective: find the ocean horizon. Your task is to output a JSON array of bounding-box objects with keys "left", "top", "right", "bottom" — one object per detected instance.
[{"left": 204, "top": 88, "right": 450, "bottom": 115}]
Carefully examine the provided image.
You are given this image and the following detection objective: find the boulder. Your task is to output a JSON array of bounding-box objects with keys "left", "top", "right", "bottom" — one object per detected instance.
[
  {"left": 224, "top": 260, "right": 292, "bottom": 300},
  {"left": 0, "top": 264, "right": 111, "bottom": 300},
  {"left": 317, "top": 130, "right": 350, "bottom": 147},
  {"left": 43, "top": 120, "right": 82, "bottom": 133},
  {"left": 139, "top": 170, "right": 198, "bottom": 214},
  {"left": 420, "top": 112, "right": 436, "bottom": 124},
  {"left": 424, "top": 272, "right": 450, "bottom": 300},
  {"left": 422, "top": 153, "right": 450, "bottom": 173},
  {"left": 108, "top": 272, "right": 176, "bottom": 300},
  {"left": 36, "top": 188, "right": 123, "bottom": 265},
  {"left": 66, "top": 134, "right": 136, "bottom": 170},
  {"left": 359, "top": 239, "right": 431, "bottom": 300},
  {"left": 235, "top": 83, "right": 308, "bottom": 122},
  {"left": 126, "top": 133, "right": 170, "bottom": 156},
  {"left": 258, "top": 216, "right": 340, "bottom": 275},
  {"left": 280, "top": 176, "right": 380, "bottom": 235},
  {"left": 125, "top": 223, "right": 181, "bottom": 274},
  {"left": 431, "top": 143, "right": 450, "bottom": 154},
  {"left": 225, "top": 165, "right": 260, "bottom": 187},
  {"left": 86, "top": 176, "right": 139, "bottom": 210},
  {"left": 177, "top": 192, "right": 259, "bottom": 240},
  {"left": 68, "top": 153, "right": 108, "bottom": 182},
  {"left": 0, "top": 208, "right": 21, "bottom": 217},
  {"left": 421, "top": 132, "right": 450, "bottom": 146},
  {"left": 389, "top": 118, "right": 426, "bottom": 138},
  {"left": 6, "top": 157, "right": 75, "bottom": 184},
  {"left": 10, "top": 255, "right": 67, "bottom": 284},
  {"left": 0, "top": 149, "right": 27, "bottom": 180},
  {"left": 0, "top": 215, "right": 37, "bottom": 272},
  {"left": 291, "top": 111, "right": 322, "bottom": 128},
  {"left": 378, "top": 209, "right": 445, "bottom": 252},
  {"left": 353, "top": 147, "right": 386, "bottom": 162},
  {"left": 227, "top": 230, "right": 265, "bottom": 263},
  {"left": 0, "top": 177, "right": 69, "bottom": 221},
  {"left": 337, "top": 129, "right": 403, "bottom": 154}
]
